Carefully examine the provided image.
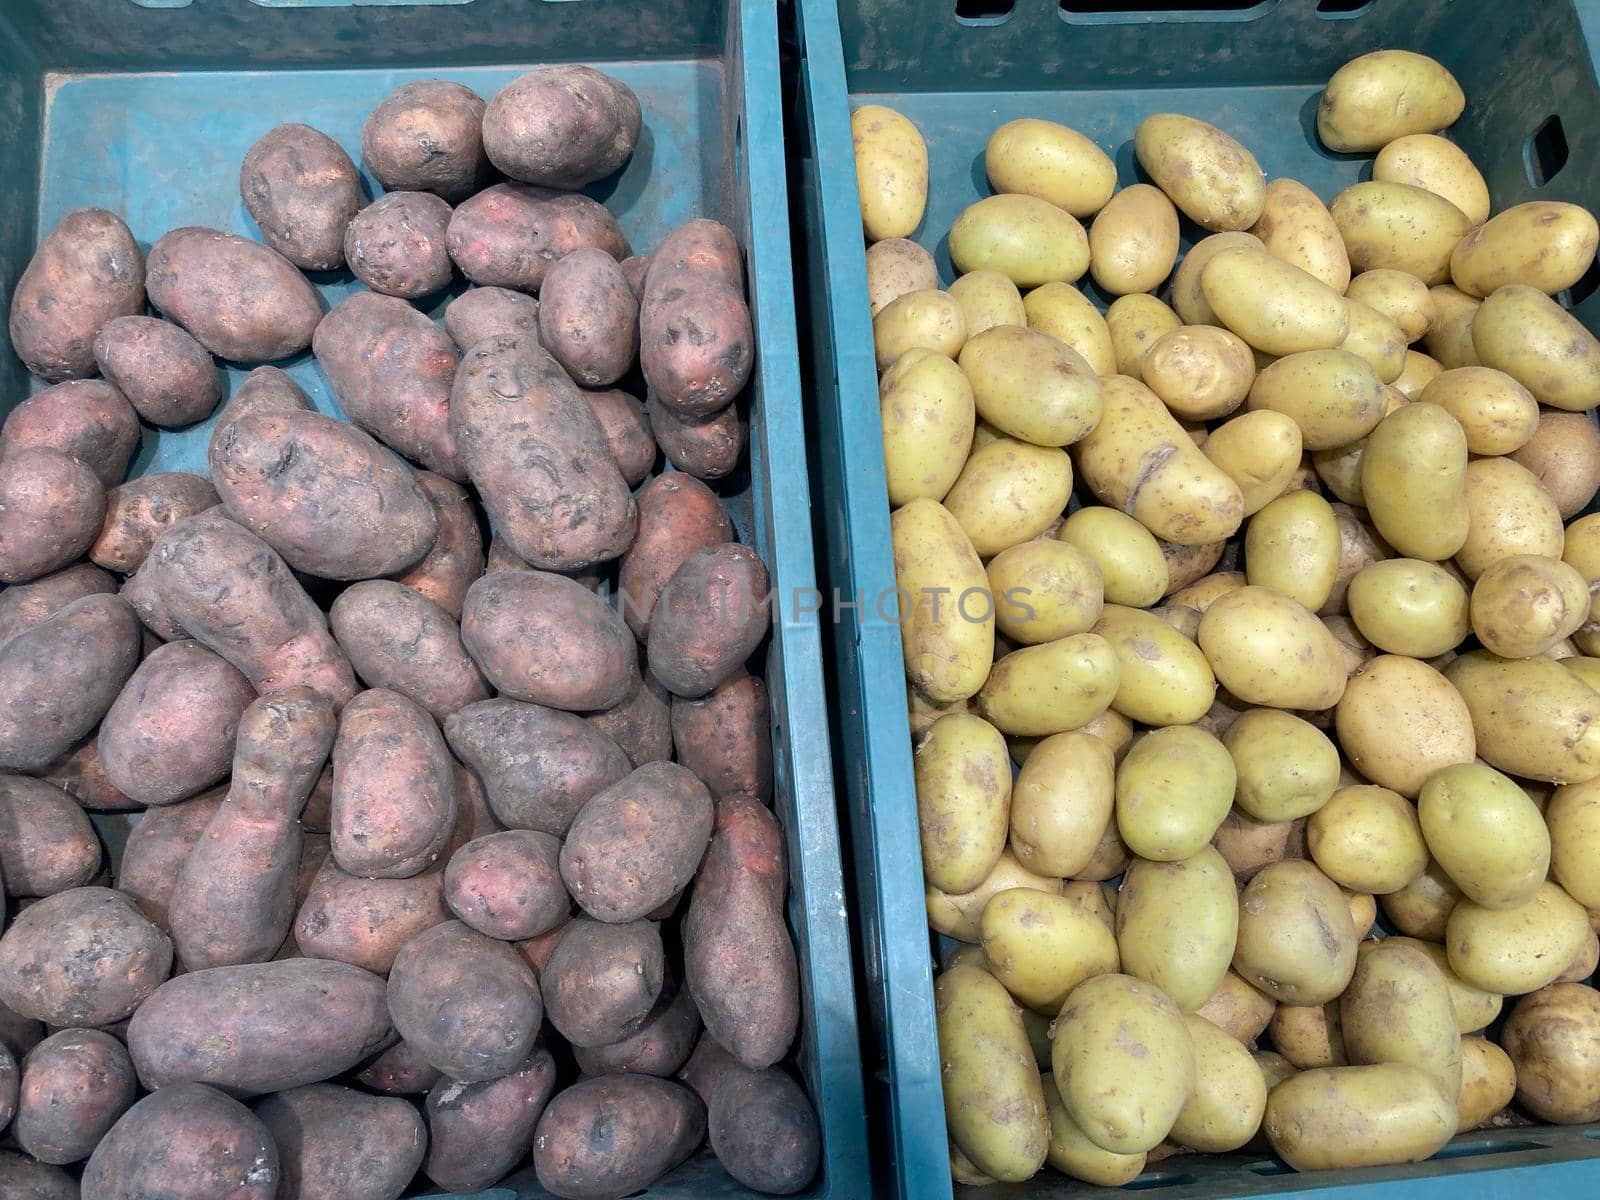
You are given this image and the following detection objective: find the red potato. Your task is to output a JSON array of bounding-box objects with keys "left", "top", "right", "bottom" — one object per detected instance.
[
  {"left": 206, "top": 364, "right": 311, "bottom": 462},
  {"left": 90, "top": 471, "right": 220, "bottom": 574},
  {"left": 99, "top": 640, "right": 256, "bottom": 806},
  {"left": 93, "top": 315, "right": 221, "bottom": 427},
  {"left": 116, "top": 787, "right": 225, "bottom": 927},
  {"left": 123, "top": 511, "right": 358, "bottom": 706},
  {"left": 708, "top": 1065, "right": 821, "bottom": 1195},
  {"left": 444, "top": 285, "right": 539, "bottom": 351},
  {"left": 451, "top": 333, "right": 636, "bottom": 569},
  {"left": 146, "top": 226, "right": 323, "bottom": 363},
  {"left": 0, "top": 887, "right": 172, "bottom": 1027},
  {"left": 684, "top": 797, "right": 799, "bottom": 1069},
  {"left": 446, "top": 184, "right": 629, "bottom": 293},
  {"left": 313, "top": 291, "right": 464, "bottom": 480},
  {"left": 561, "top": 762, "right": 714, "bottom": 924},
  {"left": 128, "top": 959, "right": 392, "bottom": 1093},
  {"left": 386, "top": 919, "right": 542, "bottom": 1081},
  {"left": 541, "top": 917, "right": 665, "bottom": 1048},
  {"left": 0, "top": 593, "right": 140, "bottom": 771},
  {"left": 641, "top": 219, "right": 753, "bottom": 417},
  {"left": 345, "top": 191, "right": 455, "bottom": 299},
  {"left": 330, "top": 689, "right": 456, "bottom": 879},
  {"left": 424, "top": 1048, "right": 558, "bottom": 1192},
  {"left": 295, "top": 857, "right": 450, "bottom": 975},
  {"left": 362, "top": 79, "right": 490, "bottom": 202},
  {"left": 585, "top": 386, "right": 656, "bottom": 486},
  {"left": 452, "top": 760, "right": 506, "bottom": 842},
  {"left": 84, "top": 1083, "right": 279, "bottom": 1200},
  {"left": 539, "top": 248, "right": 639, "bottom": 387},
  {"left": 0, "top": 562, "right": 115, "bottom": 644},
  {"left": 7, "top": 208, "right": 144, "bottom": 381},
  {"left": 671, "top": 670, "right": 774, "bottom": 802},
  {"left": 620, "top": 253, "right": 650, "bottom": 299},
  {"left": 33, "top": 733, "right": 136, "bottom": 812},
  {"left": 444, "top": 698, "right": 630, "bottom": 834},
  {"left": 516, "top": 911, "right": 574, "bottom": 979},
  {"left": 678, "top": 1031, "right": 738, "bottom": 1105},
  {"left": 352, "top": 1036, "right": 442, "bottom": 1096},
  {"left": 391, "top": 470, "right": 483, "bottom": 618},
  {"left": 648, "top": 543, "right": 772, "bottom": 698},
  {"left": 482, "top": 66, "right": 641, "bottom": 189},
  {"left": 240, "top": 123, "right": 362, "bottom": 271},
  {"left": 444, "top": 829, "right": 568, "bottom": 941},
  {"left": 587, "top": 669, "right": 673, "bottom": 767},
  {"left": 0, "top": 775, "right": 101, "bottom": 897},
  {"left": 211, "top": 410, "right": 439, "bottom": 580},
  {"left": 532, "top": 1074, "right": 704, "bottom": 1200},
  {"left": 14, "top": 1029, "right": 137, "bottom": 1164},
  {"left": 0, "top": 1150, "right": 79, "bottom": 1200},
  {"left": 574, "top": 977, "right": 701, "bottom": 1078},
  {"left": 647, "top": 393, "right": 744, "bottom": 480},
  {"left": 0, "top": 448, "right": 105, "bottom": 584},
  {"left": 329, "top": 580, "right": 487, "bottom": 720},
  {"left": 0, "top": 379, "right": 140, "bottom": 488},
  {"left": 485, "top": 532, "right": 531, "bottom": 573},
  {"left": 254, "top": 1083, "right": 426, "bottom": 1200},
  {"left": 167, "top": 688, "right": 336, "bottom": 969}
]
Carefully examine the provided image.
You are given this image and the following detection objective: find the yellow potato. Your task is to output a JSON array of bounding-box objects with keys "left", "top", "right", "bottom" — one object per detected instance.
[
  {"left": 1346, "top": 269, "right": 1436, "bottom": 343},
  {"left": 1246, "top": 177, "right": 1350, "bottom": 293},
  {"left": 1309, "top": 385, "right": 1407, "bottom": 508},
  {"left": 927, "top": 848, "right": 1063, "bottom": 943},
  {"left": 1041, "top": 1076, "right": 1145, "bottom": 1186},
  {"left": 1330, "top": 181, "right": 1473, "bottom": 285},
  {"left": 1232, "top": 860, "right": 1358, "bottom": 1004},
  {"left": 1198, "top": 586, "right": 1349, "bottom": 711},
  {"left": 892, "top": 498, "right": 993, "bottom": 703},
  {"left": 1564, "top": 656, "right": 1600, "bottom": 694},
  {"left": 852, "top": 104, "right": 928, "bottom": 241},
  {"left": 1052, "top": 973, "right": 1196, "bottom": 1154},
  {"left": 866, "top": 237, "right": 939, "bottom": 316},
  {"left": 1168, "top": 569, "right": 1246, "bottom": 612},
  {"left": 1203, "top": 410, "right": 1303, "bottom": 516},
  {"left": 1373, "top": 134, "right": 1490, "bottom": 226},
  {"left": 1211, "top": 807, "right": 1298, "bottom": 883},
  {"left": 1021, "top": 282, "right": 1116, "bottom": 377},
  {"left": 978, "top": 633, "right": 1119, "bottom": 737},
  {"left": 1264, "top": 1063, "right": 1455, "bottom": 1170},
  {"left": 943, "top": 437, "right": 1073, "bottom": 557},
  {"left": 1455, "top": 456, "right": 1564, "bottom": 580},
  {"left": 1170, "top": 231, "right": 1261, "bottom": 326},
  {"left": 1089, "top": 184, "right": 1180, "bottom": 296},
  {"left": 1270, "top": 1002, "right": 1346, "bottom": 1070},
  {"left": 935, "top": 963, "right": 1050, "bottom": 1181},
  {"left": 1307, "top": 784, "right": 1428, "bottom": 895},
  {"left": 947, "top": 269, "right": 1025, "bottom": 336},
  {"left": 1472, "top": 283, "right": 1600, "bottom": 411},
  {"left": 1152, "top": 602, "right": 1202, "bottom": 641},
  {"left": 1392, "top": 348, "right": 1445, "bottom": 397},
  {"left": 1340, "top": 939, "right": 1462, "bottom": 1099},
  {"left": 1423, "top": 284, "right": 1482, "bottom": 368},
  {"left": 1447, "top": 880, "right": 1590, "bottom": 995},
  {"left": 1073, "top": 375, "right": 1244, "bottom": 546},
  {"left": 1093, "top": 604, "right": 1216, "bottom": 728},
  {"left": 1501, "top": 983, "right": 1600, "bottom": 1124},
  {"left": 1244, "top": 490, "right": 1340, "bottom": 612},
  {"left": 1381, "top": 861, "right": 1462, "bottom": 943},
  {"left": 1564, "top": 513, "right": 1600, "bottom": 632},
  {"left": 1224, "top": 709, "right": 1339, "bottom": 823},
  {"left": 915, "top": 713, "right": 1011, "bottom": 895},
  {"left": 1074, "top": 708, "right": 1136, "bottom": 766},
  {"left": 1061, "top": 879, "right": 1118, "bottom": 935},
  {"left": 879, "top": 348, "right": 975, "bottom": 507},
  {"left": 908, "top": 686, "right": 970, "bottom": 740},
  {"left": 1360, "top": 401, "right": 1469, "bottom": 561},
  {"left": 1246, "top": 348, "right": 1385, "bottom": 450},
  {"left": 1075, "top": 817, "right": 1132, "bottom": 883},
  {"left": 986, "top": 118, "right": 1117, "bottom": 218},
  {"left": 1450, "top": 201, "right": 1600, "bottom": 297},
  {"left": 1116, "top": 847, "right": 1239, "bottom": 1012},
  {"left": 1194, "top": 971, "right": 1275, "bottom": 1044},
  {"left": 1317, "top": 50, "right": 1466, "bottom": 152},
  {"left": 1115, "top": 725, "right": 1235, "bottom": 862},
  {"left": 1335, "top": 655, "right": 1475, "bottom": 797},
  {"left": 1134, "top": 113, "right": 1265, "bottom": 233},
  {"left": 1141, "top": 325, "right": 1256, "bottom": 421},
  {"left": 1172, "top": 1014, "right": 1266, "bottom": 1153},
  {"left": 1160, "top": 538, "right": 1228, "bottom": 595},
  {"left": 1456, "top": 1037, "right": 1516, "bottom": 1132},
  {"left": 1347, "top": 890, "right": 1378, "bottom": 938},
  {"left": 1202, "top": 246, "right": 1349, "bottom": 355},
  {"left": 1106, "top": 293, "right": 1183, "bottom": 381},
  {"left": 1446, "top": 650, "right": 1600, "bottom": 784},
  {"left": 1383, "top": 936, "right": 1503, "bottom": 1035},
  {"left": 949, "top": 1141, "right": 995, "bottom": 1187},
  {"left": 1339, "top": 299, "right": 1407, "bottom": 383},
  {"left": 1512, "top": 410, "right": 1600, "bottom": 520},
  {"left": 981, "top": 887, "right": 1120, "bottom": 1015},
  {"left": 1346, "top": 558, "right": 1469, "bottom": 658},
  {"left": 1010, "top": 730, "right": 1116, "bottom": 878},
  {"left": 873, "top": 288, "right": 965, "bottom": 370},
  {"left": 1471, "top": 554, "right": 1589, "bottom": 659},
  {"left": 987, "top": 539, "right": 1102, "bottom": 645},
  {"left": 1419, "top": 761, "right": 1550, "bottom": 910},
  {"left": 1418, "top": 366, "right": 1538, "bottom": 456},
  {"left": 1322, "top": 503, "right": 1392, "bottom": 614},
  {"left": 1057, "top": 507, "right": 1168, "bottom": 608},
  {"left": 1549, "top": 777, "right": 1600, "bottom": 909},
  {"left": 949, "top": 193, "right": 1089, "bottom": 288},
  {"left": 958, "top": 324, "right": 1102, "bottom": 447}
]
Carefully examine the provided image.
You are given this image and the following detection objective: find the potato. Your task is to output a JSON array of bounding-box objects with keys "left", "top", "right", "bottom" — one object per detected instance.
[
  {"left": 1056, "top": 507, "right": 1167, "bottom": 607},
  {"left": 1134, "top": 113, "right": 1265, "bottom": 232},
  {"left": 1452, "top": 201, "right": 1598, "bottom": 297},
  {"left": 1169, "top": 232, "right": 1258, "bottom": 327},
  {"left": 329, "top": 581, "right": 487, "bottom": 721},
  {"left": 640, "top": 220, "right": 752, "bottom": 417},
  {"left": 1009, "top": 731, "right": 1114, "bottom": 878},
  {"left": 0, "top": 448, "right": 104, "bottom": 584},
  {"left": 294, "top": 856, "right": 449, "bottom": 975},
  {"left": 1247, "top": 177, "right": 1350, "bottom": 292},
  {"left": 430, "top": 1048, "right": 560, "bottom": 1188},
  {"left": 1512, "top": 410, "right": 1600, "bottom": 518},
  {"left": 1115, "top": 725, "right": 1234, "bottom": 862},
  {"left": 619, "top": 472, "right": 733, "bottom": 638},
  {"left": 915, "top": 714, "right": 1010, "bottom": 893},
  {"left": 1458, "top": 458, "right": 1565, "bottom": 583},
  {"left": 959, "top": 324, "right": 1101, "bottom": 448},
  {"left": 1232, "top": 860, "right": 1357, "bottom": 1004},
  {"left": 1456, "top": 1037, "right": 1516, "bottom": 1132},
  {"left": 1172, "top": 1013, "right": 1266, "bottom": 1152},
  {"left": 480, "top": 64, "right": 639, "bottom": 189},
  {"left": 11, "top": 1028, "right": 133, "bottom": 1165},
  {"left": 1345, "top": 268, "right": 1436, "bottom": 341},
  {"left": 1270, "top": 999, "right": 1346, "bottom": 1070},
  {"left": 683, "top": 796, "right": 798, "bottom": 1069},
  {"left": 669, "top": 669, "right": 770, "bottom": 798},
  {"left": 1198, "top": 586, "right": 1348, "bottom": 711},
  {"left": 1421, "top": 283, "right": 1482, "bottom": 369},
  {"left": 645, "top": 392, "right": 741, "bottom": 480},
  {"left": 1094, "top": 604, "right": 1215, "bottom": 727},
  {"left": 1374, "top": 937, "right": 1499, "bottom": 1037},
  {"left": 84, "top": 1083, "right": 279, "bottom": 1200},
  {"left": 1501, "top": 982, "right": 1600, "bottom": 1123},
  {"left": 533, "top": 1074, "right": 704, "bottom": 1200},
  {"left": 1016, "top": 290, "right": 1111, "bottom": 385},
  {"left": 238, "top": 123, "right": 360, "bottom": 273},
  {"left": 986, "top": 118, "right": 1115, "bottom": 217},
  {"left": 0, "top": 383, "right": 137, "bottom": 499},
  {"left": 1199, "top": 411, "right": 1301, "bottom": 518},
  {"left": 87, "top": 471, "right": 217, "bottom": 575},
  {"left": 1243, "top": 490, "right": 1339, "bottom": 612},
  {"left": 1471, "top": 554, "right": 1588, "bottom": 658},
  {"left": 449, "top": 183, "right": 627, "bottom": 293},
  {"left": 1116, "top": 848, "right": 1237, "bottom": 1012},
  {"left": 1307, "top": 784, "right": 1427, "bottom": 895},
  {"left": 1339, "top": 298, "right": 1407, "bottom": 383},
  {"left": 1368, "top": 133, "right": 1489, "bottom": 227},
  {"left": 1472, "top": 284, "right": 1600, "bottom": 411},
  {"left": 0, "top": 888, "right": 167, "bottom": 1029},
  {"left": 1392, "top": 352, "right": 1445, "bottom": 403},
  {"left": 1088, "top": 184, "right": 1179, "bottom": 295},
  {"left": 575, "top": 980, "right": 700, "bottom": 1079},
  {"left": 1549, "top": 778, "right": 1600, "bottom": 908},
  {"left": 1329, "top": 181, "right": 1472, "bottom": 286},
  {"left": 362, "top": 80, "right": 489, "bottom": 201},
  {"left": 703, "top": 1064, "right": 820, "bottom": 1195},
  {"left": 1052, "top": 973, "right": 1195, "bottom": 1155},
  {"left": 343, "top": 190, "right": 454, "bottom": 299},
  {"left": 1446, "top": 651, "right": 1600, "bottom": 783},
  {"left": 949, "top": 194, "right": 1089, "bottom": 287},
  {"left": 851, "top": 104, "right": 928, "bottom": 241},
  {"left": 1106, "top": 293, "right": 1182, "bottom": 380},
  {"left": 645, "top": 542, "right": 769, "bottom": 699},
  {"left": 1245, "top": 348, "right": 1385, "bottom": 452},
  {"left": 1447, "top": 881, "right": 1590, "bottom": 995},
  {"left": 979, "top": 634, "right": 1119, "bottom": 738},
  {"left": 1040, "top": 1075, "right": 1144, "bottom": 1186},
  {"left": 986, "top": 540, "right": 1102, "bottom": 646},
  {"left": 927, "top": 849, "right": 1063, "bottom": 942},
  {"left": 1340, "top": 938, "right": 1462, "bottom": 1099},
  {"left": 539, "top": 917, "right": 664, "bottom": 1053},
  {"left": 1346, "top": 557, "right": 1469, "bottom": 658},
  {"left": 1142, "top": 326, "right": 1255, "bottom": 422},
  {"left": 947, "top": 270, "right": 1024, "bottom": 338},
  {"left": 1193, "top": 971, "right": 1275, "bottom": 1044},
  {"left": 89, "top": 315, "right": 221, "bottom": 432},
  {"left": 1334, "top": 654, "right": 1474, "bottom": 796},
  {"left": 892, "top": 499, "right": 994, "bottom": 703},
  {"left": 1318, "top": 49, "right": 1465, "bottom": 151},
  {"left": 1359, "top": 401, "right": 1469, "bottom": 561},
  {"left": 8, "top": 208, "right": 144, "bottom": 381},
  {"left": 872, "top": 288, "right": 965, "bottom": 371},
  {"left": 868, "top": 238, "right": 939, "bottom": 316},
  {"left": 1201, "top": 245, "right": 1348, "bottom": 355},
  {"left": 981, "top": 888, "right": 1119, "bottom": 1015},
  {"left": 1266, "top": 1062, "right": 1454, "bottom": 1170},
  {"left": 443, "top": 286, "right": 539, "bottom": 352},
  {"left": 1412, "top": 368, "right": 1538, "bottom": 459},
  {"left": 254, "top": 1083, "right": 424, "bottom": 1200},
  {"left": 1379, "top": 860, "right": 1460, "bottom": 943},
  {"left": 1212, "top": 807, "right": 1297, "bottom": 883}
]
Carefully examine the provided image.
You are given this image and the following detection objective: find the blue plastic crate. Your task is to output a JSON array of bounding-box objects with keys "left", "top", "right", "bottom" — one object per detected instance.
[
  {"left": 789, "top": 0, "right": 1600, "bottom": 1196},
  {"left": 0, "top": 1, "right": 868, "bottom": 1196}
]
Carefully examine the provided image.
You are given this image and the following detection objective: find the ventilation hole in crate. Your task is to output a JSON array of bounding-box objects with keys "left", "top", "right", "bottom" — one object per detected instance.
[
  {"left": 1316, "top": 0, "right": 1375, "bottom": 16},
  {"left": 1125, "top": 1173, "right": 1198, "bottom": 1190},
  {"left": 955, "top": 0, "right": 1016, "bottom": 24},
  {"left": 1060, "top": 0, "right": 1271, "bottom": 14},
  {"left": 1568, "top": 257, "right": 1600, "bottom": 308},
  {"left": 1433, "top": 1138, "right": 1542, "bottom": 1160},
  {"left": 1249, "top": 1161, "right": 1294, "bottom": 1176},
  {"left": 1526, "top": 114, "right": 1570, "bottom": 186},
  {"left": 130, "top": 0, "right": 194, "bottom": 9}
]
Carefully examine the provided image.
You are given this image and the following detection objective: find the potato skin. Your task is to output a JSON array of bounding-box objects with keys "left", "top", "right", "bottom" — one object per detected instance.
[
  {"left": 344, "top": 191, "right": 454, "bottom": 299},
  {"left": 447, "top": 184, "right": 628, "bottom": 292},
  {"left": 444, "top": 285, "right": 540, "bottom": 351},
  {"left": 0, "top": 776, "right": 101, "bottom": 898},
  {"left": 254, "top": 1083, "right": 426, "bottom": 1200},
  {"left": 0, "top": 593, "right": 139, "bottom": 771},
  {"left": 0, "top": 563, "right": 114, "bottom": 644},
  {"left": 588, "top": 671, "right": 674, "bottom": 768},
  {"left": 574, "top": 979, "right": 701, "bottom": 1078},
  {"left": 353, "top": 1036, "right": 442, "bottom": 1096},
  {"left": 445, "top": 829, "right": 567, "bottom": 941},
  {"left": 424, "top": 1049, "right": 558, "bottom": 1192},
  {"left": 92, "top": 315, "right": 221, "bottom": 428},
  {"left": 1502, "top": 982, "right": 1600, "bottom": 1123},
  {"left": 99, "top": 639, "right": 256, "bottom": 806},
  {"left": 362, "top": 80, "right": 489, "bottom": 201},
  {"left": 331, "top": 689, "right": 455, "bottom": 879},
  {"left": 207, "top": 365, "right": 311, "bottom": 461},
  {"left": 329, "top": 581, "right": 486, "bottom": 720},
  {"left": 539, "top": 247, "right": 638, "bottom": 387},
  {"left": 312, "top": 291, "right": 464, "bottom": 480},
  {"left": 117, "top": 787, "right": 226, "bottom": 927},
  {"left": 295, "top": 857, "right": 450, "bottom": 975},
  {"left": 240, "top": 123, "right": 361, "bottom": 271},
  {"left": 541, "top": 918, "right": 666, "bottom": 1048},
  {"left": 0, "top": 380, "right": 139, "bottom": 491},
  {"left": 642, "top": 219, "right": 754, "bottom": 418},
  {"left": 0, "top": 448, "right": 106, "bottom": 583},
  {"left": 14, "top": 1028, "right": 136, "bottom": 1165},
  {"left": 620, "top": 471, "right": 733, "bottom": 638},
  {"left": 390, "top": 471, "right": 483, "bottom": 618},
  {"left": 533, "top": 1074, "right": 705, "bottom": 1200},
  {"left": 386, "top": 919, "right": 542, "bottom": 1081},
  {"left": 671, "top": 670, "right": 773, "bottom": 801},
  {"left": 647, "top": 392, "right": 744, "bottom": 480},
  {"left": 90, "top": 471, "right": 219, "bottom": 574},
  {"left": 648, "top": 543, "right": 771, "bottom": 699},
  {"left": 8, "top": 208, "right": 144, "bottom": 381},
  {"left": 483, "top": 65, "right": 641, "bottom": 188},
  {"left": 708, "top": 1065, "right": 820, "bottom": 1195},
  {"left": 584, "top": 386, "right": 656, "bottom": 487},
  {"left": 83, "top": 1083, "right": 279, "bottom": 1200}
]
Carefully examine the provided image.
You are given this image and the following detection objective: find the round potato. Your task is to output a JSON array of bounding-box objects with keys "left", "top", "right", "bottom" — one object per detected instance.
[
  {"left": 1341, "top": 938, "right": 1462, "bottom": 1099},
  {"left": 1057, "top": 508, "right": 1167, "bottom": 607},
  {"left": 1172, "top": 1013, "right": 1266, "bottom": 1153},
  {"left": 1203, "top": 410, "right": 1303, "bottom": 517},
  {"left": 1089, "top": 184, "right": 1179, "bottom": 296},
  {"left": 983, "top": 888, "right": 1120, "bottom": 1015},
  {"left": 988, "top": 539, "right": 1102, "bottom": 644},
  {"left": 1456, "top": 1036, "right": 1517, "bottom": 1132},
  {"left": 927, "top": 849, "right": 1063, "bottom": 943},
  {"left": 1116, "top": 848, "right": 1238, "bottom": 1012},
  {"left": 1456, "top": 456, "right": 1565, "bottom": 580},
  {"left": 892, "top": 498, "right": 994, "bottom": 704},
  {"left": 1243, "top": 490, "right": 1339, "bottom": 612},
  {"left": 1346, "top": 269, "right": 1436, "bottom": 342},
  {"left": 1447, "top": 881, "right": 1590, "bottom": 995},
  {"left": 944, "top": 438, "right": 1073, "bottom": 557},
  {"left": 1265, "top": 1062, "right": 1455, "bottom": 1170},
  {"left": 1381, "top": 861, "right": 1462, "bottom": 942},
  {"left": 1330, "top": 181, "right": 1472, "bottom": 286},
  {"left": 1198, "top": 586, "right": 1348, "bottom": 711},
  {"left": 1106, "top": 293, "right": 1182, "bottom": 381},
  {"left": 1361, "top": 401, "right": 1469, "bottom": 561},
  {"left": 1446, "top": 651, "right": 1600, "bottom": 784},
  {"left": 916, "top": 714, "right": 1010, "bottom": 895},
  {"left": 1246, "top": 348, "right": 1385, "bottom": 451},
  {"left": 959, "top": 324, "right": 1102, "bottom": 446},
  {"left": 949, "top": 194, "right": 1089, "bottom": 288},
  {"left": 880, "top": 349, "right": 974, "bottom": 507},
  {"left": 1010, "top": 731, "right": 1115, "bottom": 878},
  {"left": 1232, "top": 860, "right": 1358, "bottom": 1005},
  {"left": 866, "top": 237, "right": 938, "bottom": 316},
  {"left": 978, "top": 633, "right": 1119, "bottom": 738},
  {"left": 1338, "top": 298, "right": 1407, "bottom": 384},
  {"left": 1142, "top": 326, "right": 1255, "bottom": 421},
  {"left": 873, "top": 289, "right": 965, "bottom": 370},
  {"left": 1335, "top": 655, "right": 1475, "bottom": 797},
  {"left": 1511, "top": 410, "right": 1600, "bottom": 519},
  {"left": 852, "top": 104, "right": 927, "bottom": 242},
  {"left": 1548, "top": 777, "right": 1600, "bottom": 909},
  {"left": 1202, "top": 246, "right": 1349, "bottom": 355},
  {"left": 1093, "top": 604, "right": 1215, "bottom": 728},
  {"left": 1346, "top": 558, "right": 1469, "bottom": 658},
  {"left": 1114, "top": 725, "right": 1234, "bottom": 862},
  {"left": 1471, "top": 554, "right": 1588, "bottom": 659},
  {"left": 1373, "top": 134, "right": 1490, "bottom": 226},
  {"left": 1270, "top": 1001, "right": 1345, "bottom": 1070},
  {"left": 1224, "top": 708, "right": 1339, "bottom": 822},
  {"left": 1042, "top": 1076, "right": 1145, "bottom": 1186},
  {"left": 1501, "top": 982, "right": 1600, "bottom": 1124},
  {"left": 1450, "top": 201, "right": 1599, "bottom": 297},
  {"left": 1419, "top": 366, "right": 1538, "bottom": 456},
  {"left": 1021, "top": 282, "right": 1114, "bottom": 377},
  {"left": 985, "top": 118, "right": 1116, "bottom": 218},
  {"left": 1194, "top": 971, "right": 1275, "bottom": 1044},
  {"left": 1317, "top": 50, "right": 1465, "bottom": 152},
  {"left": 1247, "top": 177, "right": 1350, "bottom": 293},
  {"left": 1134, "top": 114, "right": 1265, "bottom": 233},
  {"left": 1472, "top": 284, "right": 1600, "bottom": 411},
  {"left": 948, "top": 269, "right": 1025, "bottom": 336},
  {"left": 1308, "top": 783, "right": 1427, "bottom": 895}
]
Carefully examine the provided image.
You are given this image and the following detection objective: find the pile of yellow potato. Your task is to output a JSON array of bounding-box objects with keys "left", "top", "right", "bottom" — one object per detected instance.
[{"left": 854, "top": 47, "right": 1600, "bottom": 1187}]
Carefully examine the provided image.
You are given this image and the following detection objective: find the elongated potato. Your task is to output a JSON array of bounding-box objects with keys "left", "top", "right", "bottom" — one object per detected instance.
[
  {"left": 880, "top": 350, "right": 974, "bottom": 507},
  {"left": 1451, "top": 201, "right": 1599, "bottom": 297},
  {"left": 1093, "top": 603, "right": 1214, "bottom": 727},
  {"left": 959, "top": 324, "right": 1101, "bottom": 447},
  {"left": 1419, "top": 762, "right": 1550, "bottom": 910},
  {"left": 1134, "top": 114, "right": 1265, "bottom": 232},
  {"left": 977, "top": 634, "right": 1119, "bottom": 738},
  {"left": 986, "top": 118, "right": 1116, "bottom": 218},
  {"left": 1472, "top": 284, "right": 1600, "bottom": 411},
  {"left": 1244, "top": 490, "right": 1339, "bottom": 612},
  {"left": 94, "top": 315, "right": 222, "bottom": 428},
  {"left": 853, "top": 104, "right": 927, "bottom": 241},
  {"left": 1201, "top": 246, "right": 1348, "bottom": 355},
  {"left": 982, "top": 888, "right": 1119, "bottom": 1015},
  {"left": 0, "top": 448, "right": 104, "bottom": 584},
  {"left": 8, "top": 209, "right": 144, "bottom": 381},
  {"left": 331, "top": 689, "right": 455, "bottom": 879},
  {"left": 1446, "top": 881, "right": 1589, "bottom": 995},
  {"left": 1117, "top": 849, "right": 1238, "bottom": 1012},
  {"left": 949, "top": 194, "right": 1089, "bottom": 287},
  {"left": 447, "top": 184, "right": 629, "bottom": 290},
  {"left": 1317, "top": 51, "right": 1465, "bottom": 152},
  {"left": 916, "top": 714, "right": 1010, "bottom": 894},
  {"left": 240, "top": 123, "right": 361, "bottom": 271},
  {"left": 1330, "top": 181, "right": 1472, "bottom": 285},
  {"left": 1089, "top": 184, "right": 1179, "bottom": 295},
  {"left": 1022, "top": 282, "right": 1115, "bottom": 377},
  {"left": 1446, "top": 651, "right": 1600, "bottom": 784},
  {"left": 1373, "top": 134, "right": 1490, "bottom": 226},
  {"left": 893, "top": 499, "right": 993, "bottom": 703},
  {"left": 1009, "top": 731, "right": 1114, "bottom": 878},
  {"left": 1248, "top": 177, "right": 1350, "bottom": 293},
  {"left": 1361, "top": 402, "right": 1469, "bottom": 561},
  {"left": 1265, "top": 1063, "right": 1455, "bottom": 1169}
]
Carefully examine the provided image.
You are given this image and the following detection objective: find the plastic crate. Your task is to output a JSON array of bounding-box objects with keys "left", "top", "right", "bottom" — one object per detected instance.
[
  {"left": 0, "top": 1, "right": 868, "bottom": 1196},
  {"left": 788, "top": 0, "right": 1600, "bottom": 1196}
]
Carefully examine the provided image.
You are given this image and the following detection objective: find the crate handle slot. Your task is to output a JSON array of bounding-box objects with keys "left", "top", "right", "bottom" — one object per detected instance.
[
  {"left": 1058, "top": 0, "right": 1279, "bottom": 21},
  {"left": 1525, "top": 113, "right": 1571, "bottom": 187},
  {"left": 955, "top": 0, "right": 1016, "bottom": 25},
  {"left": 1316, "top": 0, "right": 1376, "bottom": 17}
]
